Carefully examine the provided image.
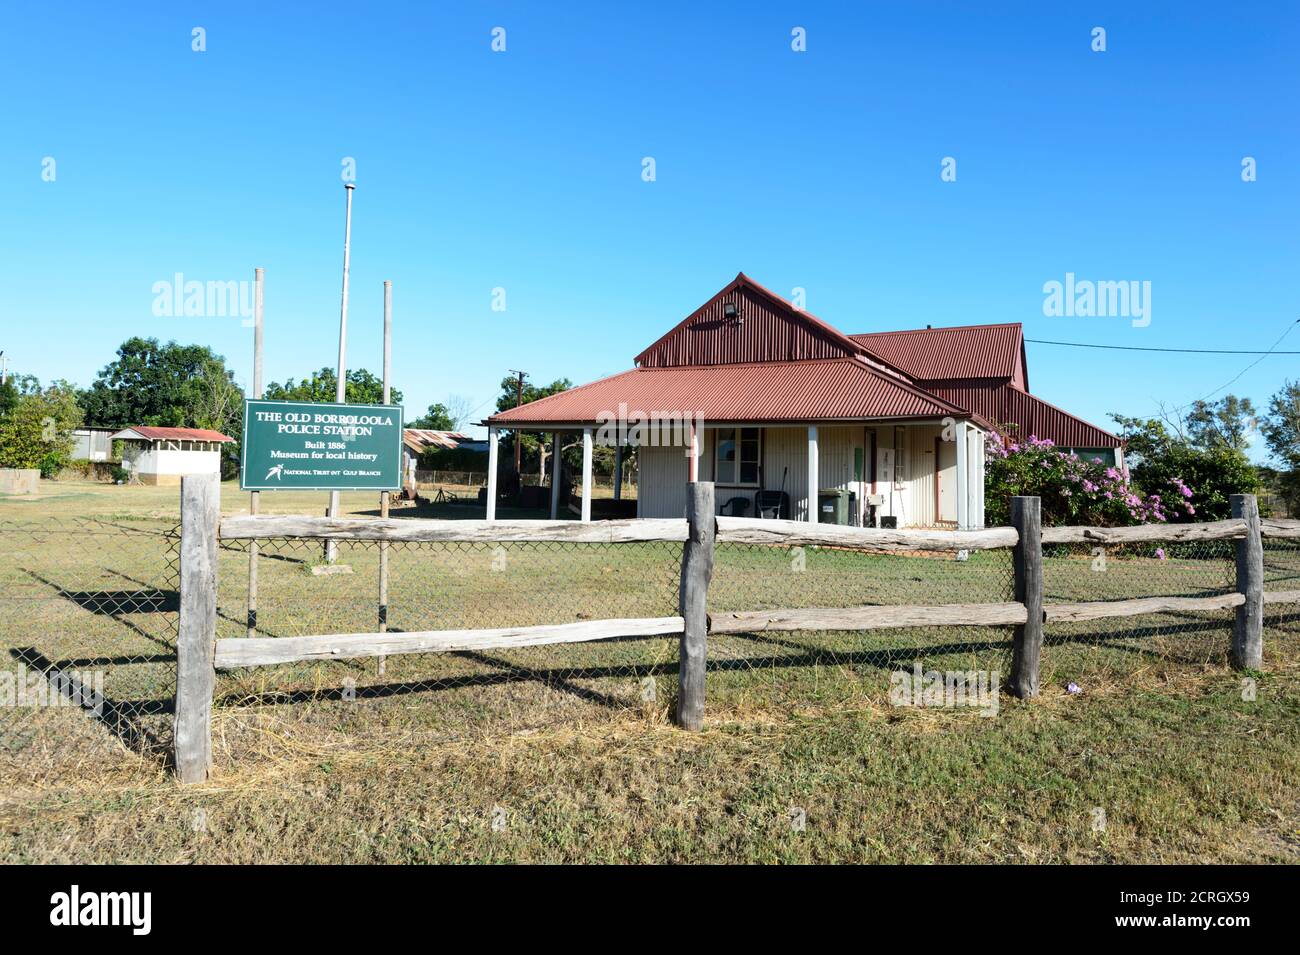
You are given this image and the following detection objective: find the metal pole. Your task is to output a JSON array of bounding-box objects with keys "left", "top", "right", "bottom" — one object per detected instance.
[
  {"left": 327, "top": 182, "right": 355, "bottom": 562},
  {"left": 247, "top": 268, "right": 264, "bottom": 637},
  {"left": 378, "top": 280, "right": 392, "bottom": 676}
]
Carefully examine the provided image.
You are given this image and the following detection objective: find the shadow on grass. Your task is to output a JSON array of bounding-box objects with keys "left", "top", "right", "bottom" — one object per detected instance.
[{"left": 8, "top": 647, "right": 169, "bottom": 759}]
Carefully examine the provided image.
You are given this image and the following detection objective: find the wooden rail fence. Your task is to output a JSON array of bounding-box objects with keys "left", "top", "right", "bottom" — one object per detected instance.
[{"left": 173, "top": 475, "right": 1299, "bottom": 782}]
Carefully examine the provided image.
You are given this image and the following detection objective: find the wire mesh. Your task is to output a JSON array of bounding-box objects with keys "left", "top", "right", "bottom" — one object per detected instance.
[
  {"left": 705, "top": 541, "right": 1017, "bottom": 713},
  {"left": 0, "top": 518, "right": 179, "bottom": 775},
  {"left": 1042, "top": 539, "right": 1239, "bottom": 688},
  {"left": 215, "top": 537, "right": 685, "bottom": 735}
]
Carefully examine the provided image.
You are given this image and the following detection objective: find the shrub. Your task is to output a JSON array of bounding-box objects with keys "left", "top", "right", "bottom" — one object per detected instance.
[{"left": 985, "top": 434, "right": 1194, "bottom": 527}]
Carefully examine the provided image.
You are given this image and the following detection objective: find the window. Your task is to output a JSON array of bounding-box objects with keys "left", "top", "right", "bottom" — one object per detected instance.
[{"left": 715, "top": 427, "right": 761, "bottom": 485}]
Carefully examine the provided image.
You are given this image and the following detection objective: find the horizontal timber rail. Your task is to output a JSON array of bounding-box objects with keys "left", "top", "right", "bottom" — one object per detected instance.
[
  {"left": 220, "top": 514, "right": 688, "bottom": 544},
  {"left": 1262, "top": 518, "right": 1300, "bottom": 539},
  {"left": 1041, "top": 519, "right": 1248, "bottom": 545},
  {"left": 710, "top": 602, "right": 1028, "bottom": 635},
  {"left": 1044, "top": 593, "right": 1245, "bottom": 623},
  {"left": 715, "top": 516, "right": 1017, "bottom": 551},
  {"left": 215, "top": 615, "right": 686, "bottom": 669}
]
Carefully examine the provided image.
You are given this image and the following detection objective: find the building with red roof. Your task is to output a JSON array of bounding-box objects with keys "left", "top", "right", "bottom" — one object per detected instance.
[
  {"left": 110, "top": 426, "right": 234, "bottom": 486},
  {"left": 485, "top": 274, "right": 1121, "bottom": 527}
]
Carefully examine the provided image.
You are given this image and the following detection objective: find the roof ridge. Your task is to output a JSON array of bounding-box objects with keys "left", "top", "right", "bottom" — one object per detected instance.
[{"left": 851, "top": 322, "right": 1024, "bottom": 337}]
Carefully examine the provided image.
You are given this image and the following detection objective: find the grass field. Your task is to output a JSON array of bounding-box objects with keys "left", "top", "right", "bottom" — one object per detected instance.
[{"left": 2, "top": 478, "right": 1298, "bottom": 863}]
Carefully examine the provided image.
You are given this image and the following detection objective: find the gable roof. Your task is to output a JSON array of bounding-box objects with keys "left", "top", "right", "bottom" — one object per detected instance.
[
  {"left": 849, "top": 323, "right": 1027, "bottom": 386},
  {"left": 635, "top": 273, "right": 910, "bottom": 378},
  {"left": 110, "top": 426, "right": 234, "bottom": 443},
  {"left": 487, "top": 357, "right": 973, "bottom": 426}
]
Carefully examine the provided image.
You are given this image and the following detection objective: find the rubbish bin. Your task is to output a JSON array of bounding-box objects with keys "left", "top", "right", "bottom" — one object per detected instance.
[{"left": 817, "top": 488, "right": 854, "bottom": 525}]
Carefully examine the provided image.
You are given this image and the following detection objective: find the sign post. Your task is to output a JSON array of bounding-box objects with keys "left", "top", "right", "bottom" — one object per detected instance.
[{"left": 241, "top": 399, "right": 403, "bottom": 492}]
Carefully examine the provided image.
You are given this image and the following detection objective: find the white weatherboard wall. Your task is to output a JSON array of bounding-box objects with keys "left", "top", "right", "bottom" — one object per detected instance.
[
  {"left": 122, "top": 444, "right": 222, "bottom": 485},
  {"left": 636, "top": 423, "right": 983, "bottom": 526}
]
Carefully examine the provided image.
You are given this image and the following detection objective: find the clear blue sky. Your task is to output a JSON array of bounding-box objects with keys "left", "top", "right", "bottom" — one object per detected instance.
[{"left": 2, "top": 2, "right": 1296, "bottom": 460}]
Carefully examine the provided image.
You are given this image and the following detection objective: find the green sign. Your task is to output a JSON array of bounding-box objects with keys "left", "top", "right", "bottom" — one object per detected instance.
[{"left": 241, "top": 399, "right": 403, "bottom": 491}]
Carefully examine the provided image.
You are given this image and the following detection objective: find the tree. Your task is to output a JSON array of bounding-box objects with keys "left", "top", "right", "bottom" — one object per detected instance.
[
  {"left": 1261, "top": 380, "right": 1300, "bottom": 515},
  {"left": 79, "top": 338, "right": 244, "bottom": 430},
  {"left": 264, "top": 367, "right": 401, "bottom": 406},
  {"left": 409, "top": 403, "right": 455, "bottom": 430},
  {"left": 1185, "top": 395, "right": 1258, "bottom": 452},
  {"left": 0, "top": 381, "right": 83, "bottom": 476},
  {"left": 0, "top": 373, "right": 39, "bottom": 419},
  {"left": 1109, "top": 412, "right": 1260, "bottom": 520},
  {"left": 494, "top": 375, "right": 574, "bottom": 480}
]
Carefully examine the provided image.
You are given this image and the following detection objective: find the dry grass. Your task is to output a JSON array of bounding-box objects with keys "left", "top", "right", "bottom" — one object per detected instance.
[{"left": 2, "top": 479, "right": 1298, "bottom": 863}]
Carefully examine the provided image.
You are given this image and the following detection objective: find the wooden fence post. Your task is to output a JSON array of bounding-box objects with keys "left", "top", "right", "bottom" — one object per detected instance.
[
  {"left": 677, "top": 481, "right": 715, "bottom": 730},
  {"left": 1231, "top": 493, "right": 1264, "bottom": 670},
  {"left": 1009, "top": 495, "right": 1044, "bottom": 698},
  {"left": 175, "top": 472, "right": 219, "bottom": 783}
]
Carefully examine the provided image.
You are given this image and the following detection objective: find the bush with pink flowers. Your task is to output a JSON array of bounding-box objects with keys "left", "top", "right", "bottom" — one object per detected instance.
[{"left": 984, "top": 434, "right": 1195, "bottom": 527}]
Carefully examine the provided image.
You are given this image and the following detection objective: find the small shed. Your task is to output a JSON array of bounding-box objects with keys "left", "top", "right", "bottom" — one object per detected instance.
[
  {"left": 70, "top": 426, "right": 117, "bottom": 462},
  {"left": 110, "top": 426, "right": 234, "bottom": 486},
  {"left": 401, "top": 429, "right": 487, "bottom": 483}
]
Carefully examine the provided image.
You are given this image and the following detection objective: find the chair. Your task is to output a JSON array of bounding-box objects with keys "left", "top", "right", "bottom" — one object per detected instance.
[{"left": 720, "top": 496, "right": 751, "bottom": 517}]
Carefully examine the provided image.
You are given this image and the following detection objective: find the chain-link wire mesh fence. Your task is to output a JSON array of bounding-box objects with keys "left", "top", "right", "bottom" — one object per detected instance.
[
  {"left": 0, "top": 518, "right": 179, "bottom": 779},
  {"left": 1040, "top": 539, "right": 1239, "bottom": 688},
  {"left": 4, "top": 510, "right": 1298, "bottom": 776},
  {"left": 215, "top": 537, "right": 685, "bottom": 739},
  {"left": 1263, "top": 536, "right": 1300, "bottom": 657},
  {"left": 706, "top": 541, "right": 1016, "bottom": 712}
]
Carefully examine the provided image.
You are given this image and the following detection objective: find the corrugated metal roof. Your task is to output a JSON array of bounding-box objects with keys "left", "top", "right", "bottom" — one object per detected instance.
[
  {"left": 849, "top": 324, "right": 1024, "bottom": 382},
  {"left": 927, "top": 381, "right": 1120, "bottom": 447},
  {"left": 487, "top": 358, "right": 966, "bottom": 425},
  {"left": 111, "top": 427, "right": 234, "bottom": 442},
  {"left": 402, "top": 429, "right": 476, "bottom": 452}
]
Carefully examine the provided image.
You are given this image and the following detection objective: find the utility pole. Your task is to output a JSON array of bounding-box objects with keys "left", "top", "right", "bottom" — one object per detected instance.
[
  {"left": 0, "top": 351, "right": 8, "bottom": 386},
  {"left": 509, "top": 369, "right": 527, "bottom": 474},
  {"left": 327, "top": 182, "right": 356, "bottom": 562}
]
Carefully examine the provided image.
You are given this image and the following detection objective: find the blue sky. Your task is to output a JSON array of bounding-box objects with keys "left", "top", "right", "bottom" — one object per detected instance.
[{"left": 2, "top": 2, "right": 1297, "bottom": 459}]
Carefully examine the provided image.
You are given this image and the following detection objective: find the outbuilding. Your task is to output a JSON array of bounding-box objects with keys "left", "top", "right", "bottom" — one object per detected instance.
[{"left": 110, "top": 426, "right": 234, "bottom": 485}]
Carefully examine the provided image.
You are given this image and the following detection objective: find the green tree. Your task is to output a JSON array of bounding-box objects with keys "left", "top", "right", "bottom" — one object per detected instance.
[
  {"left": 1261, "top": 380, "right": 1300, "bottom": 514},
  {"left": 1185, "top": 395, "right": 1258, "bottom": 452},
  {"left": 0, "top": 373, "right": 40, "bottom": 419},
  {"left": 410, "top": 402, "right": 455, "bottom": 430},
  {"left": 79, "top": 338, "right": 244, "bottom": 430},
  {"left": 1109, "top": 413, "right": 1260, "bottom": 520},
  {"left": 264, "top": 367, "right": 401, "bottom": 406},
  {"left": 0, "top": 381, "right": 83, "bottom": 476},
  {"left": 494, "top": 375, "right": 574, "bottom": 481}
]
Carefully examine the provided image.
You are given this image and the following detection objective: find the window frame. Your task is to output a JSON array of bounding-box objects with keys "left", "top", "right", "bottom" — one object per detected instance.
[{"left": 714, "top": 427, "right": 763, "bottom": 487}]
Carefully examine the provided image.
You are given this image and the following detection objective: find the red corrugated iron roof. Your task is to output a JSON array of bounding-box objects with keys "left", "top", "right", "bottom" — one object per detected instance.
[
  {"left": 927, "top": 381, "right": 1120, "bottom": 447},
  {"left": 111, "top": 426, "right": 234, "bottom": 443},
  {"left": 849, "top": 324, "right": 1025, "bottom": 383},
  {"left": 636, "top": 273, "right": 914, "bottom": 380},
  {"left": 487, "top": 358, "right": 971, "bottom": 426}
]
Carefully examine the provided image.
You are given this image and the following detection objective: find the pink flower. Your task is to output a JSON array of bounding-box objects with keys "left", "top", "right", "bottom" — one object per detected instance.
[{"left": 1155, "top": 548, "right": 1166, "bottom": 560}]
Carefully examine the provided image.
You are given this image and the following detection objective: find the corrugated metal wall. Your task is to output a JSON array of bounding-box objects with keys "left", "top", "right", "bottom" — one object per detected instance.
[
  {"left": 637, "top": 443, "right": 688, "bottom": 518},
  {"left": 637, "top": 287, "right": 856, "bottom": 368}
]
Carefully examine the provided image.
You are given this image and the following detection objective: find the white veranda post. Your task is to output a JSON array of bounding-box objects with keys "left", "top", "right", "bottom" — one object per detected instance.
[
  {"left": 486, "top": 426, "right": 499, "bottom": 522},
  {"left": 550, "top": 431, "right": 561, "bottom": 520},
  {"left": 955, "top": 420, "right": 969, "bottom": 530},
  {"left": 581, "top": 427, "right": 593, "bottom": 522},
  {"left": 806, "top": 425, "right": 819, "bottom": 523}
]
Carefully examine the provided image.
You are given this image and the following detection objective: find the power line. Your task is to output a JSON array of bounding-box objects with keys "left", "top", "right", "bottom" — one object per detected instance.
[{"left": 1026, "top": 337, "right": 1300, "bottom": 355}]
